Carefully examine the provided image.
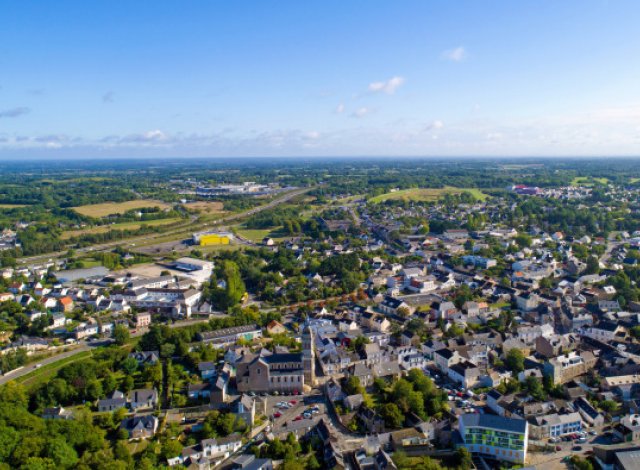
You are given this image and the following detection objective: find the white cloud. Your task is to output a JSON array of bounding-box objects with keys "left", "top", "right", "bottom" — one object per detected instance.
[
  {"left": 351, "top": 107, "right": 373, "bottom": 118},
  {"left": 442, "top": 46, "right": 467, "bottom": 62},
  {"left": 335, "top": 103, "right": 345, "bottom": 114},
  {"left": 424, "top": 120, "right": 444, "bottom": 131},
  {"left": 305, "top": 131, "right": 320, "bottom": 140},
  {"left": 368, "top": 76, "right": 405, "bottom": 94}
]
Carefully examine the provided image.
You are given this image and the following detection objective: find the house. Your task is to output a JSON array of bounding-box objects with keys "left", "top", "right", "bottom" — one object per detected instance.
[
  {"left": 344, "top": 394, "right": 364, "bottom": 411},
  {"left": 135, "top": 312, "right": 152, "bottom": 329},
  {"left": 543, "top": 351, "right": 597, "bottom": 385},
  {"left": 266, "top": 320, "right": 287, "bottom": 335},
  {"left": 128, "top": 389, "right": 158, "bottom": 411},
  {"left": 581, "top": 321, "right": 624, "bottom": 342},
  {"left": 574, "top": 397, "right": 605, "bottom": 427},
  {"left": 42, "top": 407, "right": 74, "bottom": 420},
  {"left": 614, "top": 414, "right": 640, "bottom": 443},
  {"left": 58, "top": 296, "right": 74, "bottom": 313},
  {"left": 531, "top": 412, "right": 583, "bottom": 439},
  {"left": 201, "top": 434, "right": 243, "bottom": 459},
  {"left": 198, "top": 361, "right": 218, "bottom": 381},
  {"left": 98, "top": 390, "right": 127, "bottom": 412},
  {"left": 129, "top": 351, "right": 160, "bottom": 365},
  {"left": 120, "top": 415, "right": 159, "bottom": 439},
  {"left": 188, "top": 383, "right": 213, "bottom": 400},
  {"left": 448, "top": 361, "right": 481, "bottom": 388},
  {"left": 233, "top": 394, "right": 256, "bottom": 426},
  {"left": 458, "top": 414, "right": 528, "bottom": 464},
  {"left": 434, "top": 348, "right": 462, "bottom": 373},
  {"left": 359, "top": 407, "right": 385, "bottom": 433},
  {"left": 378, "top": 295, "right": 411, "bottom": 316},
  {"left": 516, "top": 293, "right": 540, "bottom": 312}
]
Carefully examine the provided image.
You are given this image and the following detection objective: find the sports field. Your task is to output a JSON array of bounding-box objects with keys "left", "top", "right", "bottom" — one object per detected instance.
[
  {"left": 369, "top": 186, "right": 488, "bottom": 203},
  {"left": 72, "top": 199, "right": 171, "bottom": 217}
]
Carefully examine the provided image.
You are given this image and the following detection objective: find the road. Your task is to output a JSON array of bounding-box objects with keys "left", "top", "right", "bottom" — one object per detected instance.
[
  {"left": 0, "top": 343, "right": 91, "bottom": 386},
  {"left": 0, "top": 317, "right": 214, "bottom": 386},
  {"left": 17, "top": 186, "right": 315, "bottom": 265}
]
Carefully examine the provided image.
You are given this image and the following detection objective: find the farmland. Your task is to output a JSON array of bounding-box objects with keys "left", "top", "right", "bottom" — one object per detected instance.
[
  {"left": 72, "top": 199, "right": 172, "bottom": 217},
  {"left": 60, "top": 217, "right": 182, "bottom": 239},
  {"left": 369, "top": 186, "right": 488, "bottom": 203},
  {"left": 183, "top": 201, "right": 225, "bottom": 214},
  {"left": 571, "top": 176, "right": 609, "bottom": 186}
]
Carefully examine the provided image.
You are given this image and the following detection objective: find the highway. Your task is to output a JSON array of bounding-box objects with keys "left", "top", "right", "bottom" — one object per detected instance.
[{"left": 17, "top": 186, "right": 315, "bottom": 265}]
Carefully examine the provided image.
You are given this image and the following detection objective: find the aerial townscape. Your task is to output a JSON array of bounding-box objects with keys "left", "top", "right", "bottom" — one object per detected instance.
[
  {"left": 2, "top": 158, "right": 640, "bottom": 470},
  {"left": 3, "top": 1, "right": 640, "bottom": 469}
]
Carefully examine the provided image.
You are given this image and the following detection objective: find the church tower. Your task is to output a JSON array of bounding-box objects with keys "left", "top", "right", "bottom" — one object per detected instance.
[{"left": 302, "top": 325, "right": 315, "bottom": 387}]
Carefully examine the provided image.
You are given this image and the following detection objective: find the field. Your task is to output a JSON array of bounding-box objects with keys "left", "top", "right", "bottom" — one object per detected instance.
[
  {"left": 184, "top": 201, "right": 225, "bottom": 214},
  {"left": 72, "top": 199, "right": 171, "bottom": 217},
  {"left": 369, "top": 186, "right": 488, "bottom": 203},
  {"left": 235, "top": 227, "right": 287, "bottom": 243},
  {"left": 0, "top": 203, "right": 27, "bottom": 208},
  {"left": 61, "top": 217, "right": 182, "bottom": 239},
  {"left": 571, "top": 176, "right": 609, "bottom": 186}
]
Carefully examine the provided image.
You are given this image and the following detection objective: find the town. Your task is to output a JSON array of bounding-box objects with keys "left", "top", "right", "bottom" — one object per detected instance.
[{"left": 1, "top": 159, "right": 640, "bottom": 469}]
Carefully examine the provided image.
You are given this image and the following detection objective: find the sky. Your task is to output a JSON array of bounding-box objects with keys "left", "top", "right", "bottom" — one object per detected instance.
[{"left": 2, "top": 0, "right": 640, "bottom": 158}]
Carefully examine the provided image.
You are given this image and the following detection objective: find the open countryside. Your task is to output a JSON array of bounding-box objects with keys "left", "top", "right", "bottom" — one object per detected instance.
[
  {"left": 369, "top": 186, "right": 489, "bottom": 203},
  {"left": 72, "top": 199, "right": 172, "bottom": 217}
]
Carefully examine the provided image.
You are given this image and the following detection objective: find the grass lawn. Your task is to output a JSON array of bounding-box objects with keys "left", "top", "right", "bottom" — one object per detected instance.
[
  {"left": 235, "top": 227, "right": 288, "bottom": 242},
  {"left": 571, "top": 176, "right": 609, "bottom": 186},
  {"left": 61, "top": 217, "right": 182, "bottom": 239},
  {"left": 369, "top": 186, "right": 488, "bottom": 203},
  {"left": 17, "top": 350, "right": 93, "bottom": 390},
  {"left": 72, "top": 199, "right": 172, "bottom": 217},
  {"left": 630, "top": 177, "right": 640, "bottom": 183}
]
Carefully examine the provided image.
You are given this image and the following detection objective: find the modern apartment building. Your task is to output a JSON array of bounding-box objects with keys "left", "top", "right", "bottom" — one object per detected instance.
[{"left": 458, "top": 414, "right": 529, "bottom": 464}]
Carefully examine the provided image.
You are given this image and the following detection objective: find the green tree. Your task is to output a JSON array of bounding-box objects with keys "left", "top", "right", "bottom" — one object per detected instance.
[
  {"left": 505, "top": 348, "right": 525, "bottom": 373},
  {"left": 113, "top": 325, "right": 130, "bottom": 346},
  {"left": 378, "top": 403, "right": 404, "bottom": 428}
]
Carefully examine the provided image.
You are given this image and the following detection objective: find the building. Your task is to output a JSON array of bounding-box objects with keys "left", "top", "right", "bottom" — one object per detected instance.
[
  {"left": 135, "top": 312, "right": 152, "bottom": 329},
  {"left": 543, "top": 351, "right": 597, "bottom": 385},
  {"left": 236, "top": 352, "right": 304, "bottom": 394},
  {"left": 120, "top": 415, "right": 159, "bottom": 439},
  {"left": 198, "top": 324, "right": 262, "bottom": 347},
  {"left": 128, "top": 389, "right": 158, "bottom": 411},
  {"left": 302, "top": 325, "right": 316, "bottom": 388},
  {"left": 193, "top": 231, "right": 234, "bottom": 246},
  {"left": 531, "top": 412, "right": 582, "bottom": 439},
  {"left": 458, "top": 413, "right": 528, "bottom": 464}
]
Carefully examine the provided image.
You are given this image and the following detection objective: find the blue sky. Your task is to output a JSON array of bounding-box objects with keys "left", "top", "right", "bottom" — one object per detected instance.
[{"left": 2, "top": 0, "right": 640, "bottom": 158}]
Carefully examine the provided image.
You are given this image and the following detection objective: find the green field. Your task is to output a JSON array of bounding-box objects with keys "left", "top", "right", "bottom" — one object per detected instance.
[
  {"left": 72, "top": 199, "right": 171, "bottom": 217},
  {"left": 369, "top": 186, "right": 488, "bottom": 203},
  {"left": 61, "top": 217, "right": 182, "bottom": 239},
  {"left": 571, "top": 176, "right": 609, "bottom": 186},
  {"left": 0, "top": 203, "right": 27, "bottom": 208},
  {"left": 235, "top": 227, "right": 287, "bottom": 242}
]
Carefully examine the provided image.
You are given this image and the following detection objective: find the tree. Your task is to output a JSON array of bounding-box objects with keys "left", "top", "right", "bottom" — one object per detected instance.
[
  {"left": 343, "top": 376, "right": 364, "bottom": 396},
  {"left": 160, "top": 439, "right": 183, "bottom": 460},
  {"left": 121, "top": 357, "right": 138, "bottom": 375},
  {"left": 505, "top": 348, "right": 525, "bottom": 373},
  {"left": 113, "top": 325, "right": 130, "bottom": 346},
  {"left": 585, "top": 255, "right": 600, "bottom": 275},
  {"left": 525, "top": 375, "right": 547, "bottom": 401},
  {"left": 456, "top": 448, "right": 473, "bottom": 469},
  {"left": 378, "top": 403, "right": 404, "bottom": 428}
]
